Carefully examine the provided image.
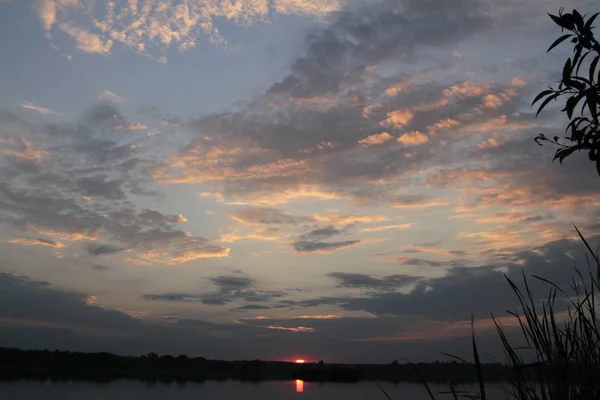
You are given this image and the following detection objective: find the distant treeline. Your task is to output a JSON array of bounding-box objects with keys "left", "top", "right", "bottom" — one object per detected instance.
[{"left": 0, "top": 347, "right": 509, "bottom": 383}]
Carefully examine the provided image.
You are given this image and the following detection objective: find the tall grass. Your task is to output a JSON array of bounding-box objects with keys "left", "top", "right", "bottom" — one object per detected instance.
[
  {"left": 490, "top": 227, "right": 600, "bottom": 400},
  {"left": 378, "top": 227, "right": 600, "bottom": 399}
]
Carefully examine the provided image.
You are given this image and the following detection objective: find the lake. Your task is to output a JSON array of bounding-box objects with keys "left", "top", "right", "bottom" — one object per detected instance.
[{"left": 0, "top": 380, "right": 509, "bottom": 399}]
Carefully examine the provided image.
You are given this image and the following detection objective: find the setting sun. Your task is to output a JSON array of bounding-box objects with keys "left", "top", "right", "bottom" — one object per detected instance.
[{"left": 295, "top": 359, "right": 306, "bottom": 364}]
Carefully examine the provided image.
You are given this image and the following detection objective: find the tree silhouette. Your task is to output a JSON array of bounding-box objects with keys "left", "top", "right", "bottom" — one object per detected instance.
[{"left": 534, "top": 8, "right": 600, "bottom": 174}]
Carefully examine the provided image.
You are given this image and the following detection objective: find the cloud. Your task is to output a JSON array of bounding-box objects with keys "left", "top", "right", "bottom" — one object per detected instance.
[
  {"left": 229, "top": 207, "right": 311, "bottom": 225},
  {"left": 267, "top": 0, "right": 493, "bottom": 98},
  {"left": 292, "top": 239, "right": 361, "bottom": 254},
  {"left": 34, "top": 0, "right": 57, "bottom": 32},
  {"left": 33, "top": 0, "right": 341, "bottom": 58},
  {"left": 397, "top": 131, "right": 429, "bottom": 146},
  {"left": 328, "top": 272, "right": 421, "bottom": 292},
  {"left": 0, "top": 104, "right": 227, "bottom": 265},
  {"left": 87, "top": 243, "right": 127, "bottom": 256},
  {"left": 299, "top": 225, "right": 342, "bottom": 241},
  {"left": 143, "top": 275, "right": 286, "bottom": 306},
  {"left": 97, "top": 90, "right": 125, "bottom": 103},
  {"left": 59, "top": 23, "right": 113, "bottom": 54},
  {"left": 8, "top": 237, "right": 64, "bottom": 248},
  {"left": 313, "top": 214, "right": 387, "bottom": 225},
  {"left": 114, "top": 122, "right": 148, "bottom": 131},
  {"left": 358, "top": 132, "right": 394, "bottom": 147},
  {"left": 233, "top": 304, "right": 271, "bottom": 311},
  {"left": 361, "top": 223, "right": 414, "bottom": 232},
  {"left": 265, "top": 325, "right": 315, "bottom": 333},
  {"left": 281, "top": 236, "right": 600, "bottom": 326},
  {"left": 20, "top": 101, "right": 60, "bottom": 116}
]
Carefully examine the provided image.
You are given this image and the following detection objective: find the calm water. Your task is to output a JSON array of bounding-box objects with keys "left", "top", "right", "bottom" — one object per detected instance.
[{"left": 0, "top": 380, "right": 509, "bottom": 399}]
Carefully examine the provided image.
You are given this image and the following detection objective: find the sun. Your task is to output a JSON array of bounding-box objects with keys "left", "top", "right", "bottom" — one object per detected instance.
[{"left": 295, "top": 359, "right": 306, "bottom": 364}]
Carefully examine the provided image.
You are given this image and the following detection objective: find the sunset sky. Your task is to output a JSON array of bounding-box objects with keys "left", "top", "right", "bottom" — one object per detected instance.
[{"left": 0, "top": 0, "right": 599, "bottom": 363}]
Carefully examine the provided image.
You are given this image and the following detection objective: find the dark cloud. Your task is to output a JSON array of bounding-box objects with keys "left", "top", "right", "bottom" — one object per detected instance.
[
  {"left": 299, "top": 225, "right": 342, "bottom": 241},
  {"left": 292, "top": 239, "right": 361, "bottom": 254},
  {"left": 87, "top": 243, "right": 127, "bottom": 256},
  {"left": 143, "top": 275, "right": 287, "bottom": 306},
  {"left": 268, "top": 0, "right": 493, "bottom": 98},
  {"left": 396, "top": 257, "right": 446, "bottom": 267},
  {"left": 0, "top": 104, "right": 228, "bottom": 264},
  {"left": 278, "top": 235, "right": 600, "bottom": 323},
  {"left": 328, "top": 272, "right": 421, "bottom": 292},
  {"left": 91, "top": 265, "right": 110, "bottom": 271},
  {"left": 233, "top": 304, "right": 271, "bottom": 311},
  {"left": 230, "top": 207, "right": 312, "bottom": 225},
  {"left": 142, "top": 293, "right": 199, "bottom": 302}
]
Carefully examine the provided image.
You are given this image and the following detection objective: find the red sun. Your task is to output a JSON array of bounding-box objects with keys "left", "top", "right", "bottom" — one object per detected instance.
[{"left": 295, "top": 359, "right": 306, "bottom": 364}]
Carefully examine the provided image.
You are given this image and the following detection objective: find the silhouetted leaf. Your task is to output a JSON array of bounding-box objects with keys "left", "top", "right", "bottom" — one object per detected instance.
[
  {"left": 532, "top": 89, "right": 554, "bottom": 105},
  {"left": 548, "top": 13, "right": 563, "bottom": 27},
  {"left": 585, "top": 12, "right": 599, "bottom": 30},
  {"left": 554, "top": 145, "right": 585, "bottom": 164},
  {"left": 560, "top": 13, "right": 576, "bottom": 30},
  {"left": 562, "top": 58, "right": 572, "bottom": 83},
  {"left": 590, "top": 55, "right": 600, "bottom": 82},
  {"left": 565, "top": 96, "right": 578, "bottom": 119},
  {"left": 536, "top": 93, "right": 558, "bottom": 117},
  {"left": 587, "top": 93, "right": 598, "bottom": 120},
  {"left": 547, "top": 34, "right": 572, "bottom": 52},
  {"left": 573, "top": 10, "right": 584, "bottom": 30}
]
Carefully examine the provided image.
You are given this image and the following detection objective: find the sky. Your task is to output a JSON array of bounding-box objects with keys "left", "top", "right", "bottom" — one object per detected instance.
[{"left": 0, "top": 0, "right": 599, "bottom": 364}]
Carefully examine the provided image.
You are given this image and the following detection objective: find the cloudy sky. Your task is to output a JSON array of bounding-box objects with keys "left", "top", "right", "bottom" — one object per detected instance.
[{"left": 0, "top": 0, "right": 599, "bottom": 363}]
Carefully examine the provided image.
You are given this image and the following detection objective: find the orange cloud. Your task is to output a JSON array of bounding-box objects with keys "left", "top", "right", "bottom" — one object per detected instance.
[
  {"left": 483, "top": 94, "right": 503, "bottom": 109},
  {"left": 443, "top": 81, "right": 490, "bottom": 98},
  {"left": 427, "top": 118, "right": 461, "bottom": 134},
  {"left": 266, "top": 325, "right": 316, "bottom": 333},
  {"left": 20, "top": 101, "right": 60, "bottom": 116},
  {"left": 293, "top": 315, "right": 340, "bottom": 320},
  {"left": 1, "top": 138, "right": 48, "bottom": 160},
  {"left": 313, "top": 214, "right": 387, "bottom": 225},
  {"left": 25, "top": 224, "right": 98, "bottom": 242},
  {"left": 200, "top": 185, "right": 341, "bottom": 206},
  {"left": 358, "top": 132, "right": 394, "bottom": 147},
  {"left": 477, "top": 137, "right": 502, "bottom": 149},
  {"left": 154, "top": 144, "right": 313, "bottom": 184},
  {"left": 397, "top": 131, "right": 429, "bottom": 146},
  {"left": 219, "top": 226, "right": 282, "bottom": 243},
  {"left": 382, "top": 110, "right": 414, "bottom": 128},
  {"left": 8, "top": 237, "right": 65, "bottom": 248},
  {"left": 361, "top": 223, "right": 414, "bottom": 232},
  {"left": 134, "top": 245, "right": 231, "bottom": 265},
  {"left": 114, "top": 122, "right": 148, "bottom": 131}
]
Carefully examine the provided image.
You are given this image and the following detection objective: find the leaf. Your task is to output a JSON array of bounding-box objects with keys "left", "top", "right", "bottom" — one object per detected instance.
[
  {"left": 547, "top": 34, "right": 572, "bottom": 52},
  {"left": 554, "top": 145, "right": 586, "bottom": 164},
  {"left": 562, "top": 58, "right": 572, "bottom": 83},
  {"left": 585, "top": 12, "right": 599, "bottom": 30},
  {"left": 536, "top": 93, "right": 558, "bottom": 117},
  {"left": 561, "top": 13, "right": 576, "bottom": 30},
  {"left": 531, "top": 89, "right": 554, "bottom": 105},
  {"left": 590, "top": 55, "right": 600, "bottom": 83},
  {"left": 471, "top": 316, "right": 487, "bottom": 400},
  {"left": 564, "top": 96, "right": 578, "bottom": 119},
  {"left": 575, "top": 51, "right": 591, "bottom": 75},
  {"left": 587, "top": 93, "right": 598, "bottom": 120},
  {"left": 573, "top": 9, "right": 584, "bottom": 29},
  {"left": 548, "top": 13, "right": 562, "bottom": 27},
  {"left": 375, "top": 383, "right": 393, "bottom": 400}
]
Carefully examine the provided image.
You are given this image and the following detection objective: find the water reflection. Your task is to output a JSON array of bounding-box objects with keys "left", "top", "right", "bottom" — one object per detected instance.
[{"left": 295, "top": 380, "right": 304, "bottom": 393}]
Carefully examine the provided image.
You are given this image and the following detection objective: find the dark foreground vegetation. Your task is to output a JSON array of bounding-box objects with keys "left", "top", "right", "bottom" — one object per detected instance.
[{"left": 0, "top": 347, "right": 508, "bottom": 384}]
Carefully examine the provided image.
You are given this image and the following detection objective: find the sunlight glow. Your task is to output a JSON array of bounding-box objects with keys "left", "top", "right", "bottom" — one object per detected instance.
[
  {"left": 296, "top": 379, "right": 304, "bottom": 393},
  {"left": 295, "top": 359, "right": 305, "bottom": 364}
]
